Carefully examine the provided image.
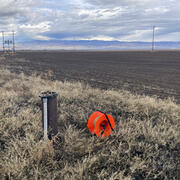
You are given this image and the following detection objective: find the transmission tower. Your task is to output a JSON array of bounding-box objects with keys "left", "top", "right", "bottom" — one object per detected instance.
[{"left": 1, "top": 31, "right": 16, "bottom": 53}]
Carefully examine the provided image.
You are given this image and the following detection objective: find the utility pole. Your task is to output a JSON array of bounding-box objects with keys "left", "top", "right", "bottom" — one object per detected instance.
[
  {"left": 2, "top": 31, "right": 5, "bottom": 52},
  {"left": 12, "top": 30, "right": 15, "bottom": 53},
  {"left": 152, "top": 26, "right": 155, "bottom": 51}
]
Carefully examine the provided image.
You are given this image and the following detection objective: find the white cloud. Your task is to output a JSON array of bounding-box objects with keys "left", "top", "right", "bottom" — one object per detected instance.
[
  {"left": 19, "top": 21, "right": 52, "bottom": 40},
  {"left": 0, "top": 0, "right": 39, "bottom": 17},
  {"left": 34, "top": 35, "right": 51, "bottom": 41},
  {"left": 20, "top": 22, "right": 51, "bottom": 33},
  {"left": 0, "top": 0, "right": 180, "bottom": 44},
  {"left": 63, "top": 35, "right": 116, "bottom": 41},
  {"left": 118, "top": 29, "right": 153, "bottom": 41},
  {"left": 83, "top": 35, "right": 115, "bottom": 41},
  {"left": 78, "top": 7, "right": 123, "bottom": 21},
  {"left": 84, "top": 0, "right": 167, "bottom": 7}
]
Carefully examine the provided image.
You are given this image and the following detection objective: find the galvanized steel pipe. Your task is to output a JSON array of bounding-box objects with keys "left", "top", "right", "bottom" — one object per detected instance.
[{"left": 43, "top": 98, "right": 48, "bottom": 141}]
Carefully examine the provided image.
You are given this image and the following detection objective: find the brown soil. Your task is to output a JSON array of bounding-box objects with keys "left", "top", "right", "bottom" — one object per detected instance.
[{"left": 1, "top": 50, "right": 180, "bottom": 103}]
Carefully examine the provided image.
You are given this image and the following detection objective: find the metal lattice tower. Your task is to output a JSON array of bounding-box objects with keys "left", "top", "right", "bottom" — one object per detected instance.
[{"left": 1, "top": 31, "right": 16, "bottom": 53}]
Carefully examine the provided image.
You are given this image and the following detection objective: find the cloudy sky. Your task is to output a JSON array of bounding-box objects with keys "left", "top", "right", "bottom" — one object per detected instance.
[{"left": 0, "top": 0, "right": 180, "bottom": 49}]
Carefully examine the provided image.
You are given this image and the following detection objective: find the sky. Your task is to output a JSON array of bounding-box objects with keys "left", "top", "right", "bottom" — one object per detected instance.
[{"left": 0, "top": 0, "right": 180, "bottom": 49}]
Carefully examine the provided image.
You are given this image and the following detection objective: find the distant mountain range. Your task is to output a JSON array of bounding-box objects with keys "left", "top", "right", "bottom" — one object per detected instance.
[{"left": 16, "top": 40, "right": 180, "bottom": 50}]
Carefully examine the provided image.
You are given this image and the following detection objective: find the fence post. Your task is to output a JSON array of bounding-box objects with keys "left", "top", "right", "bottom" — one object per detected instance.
[{"left": 39, "top": 91, "right": 58, "bottom": 141}]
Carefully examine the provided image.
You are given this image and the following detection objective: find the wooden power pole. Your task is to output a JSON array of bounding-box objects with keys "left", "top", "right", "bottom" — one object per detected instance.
[
  {"left": 152, "top": 26, "right": 155, "bottom": 51},
  {"left": 12, "top": 30, "right": 15, "bottom": 53}
]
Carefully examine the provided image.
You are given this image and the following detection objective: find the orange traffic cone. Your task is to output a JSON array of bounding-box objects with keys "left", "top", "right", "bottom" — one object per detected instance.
[{"left": 88, "top": 110, "right": 115, "bottom": 137}]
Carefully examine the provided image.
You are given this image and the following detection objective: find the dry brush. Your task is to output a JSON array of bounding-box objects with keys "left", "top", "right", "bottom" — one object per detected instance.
[{"left": 0, "top": 69, "right": 179, "bottom": 179}]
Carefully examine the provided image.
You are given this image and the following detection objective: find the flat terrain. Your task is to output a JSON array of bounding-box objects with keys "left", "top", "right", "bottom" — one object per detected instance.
[{"left": 1, "top": 50, "right": 180, "bottom": 103}]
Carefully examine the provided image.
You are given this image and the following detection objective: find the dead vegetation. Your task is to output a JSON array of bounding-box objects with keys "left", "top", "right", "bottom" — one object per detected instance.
[{"left": 0, "top": 68, "right": 179, "bottom": 179}]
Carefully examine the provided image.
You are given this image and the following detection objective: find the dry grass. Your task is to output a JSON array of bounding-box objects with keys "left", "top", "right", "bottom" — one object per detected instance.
[{"left": 0, "top": 68, "right": 179, "bottom": 180}]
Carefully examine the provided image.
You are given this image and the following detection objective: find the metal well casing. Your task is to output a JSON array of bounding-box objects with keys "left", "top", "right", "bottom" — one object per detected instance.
[{"left": 39, "top": 91, "right": 58, "bottom": 140}]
